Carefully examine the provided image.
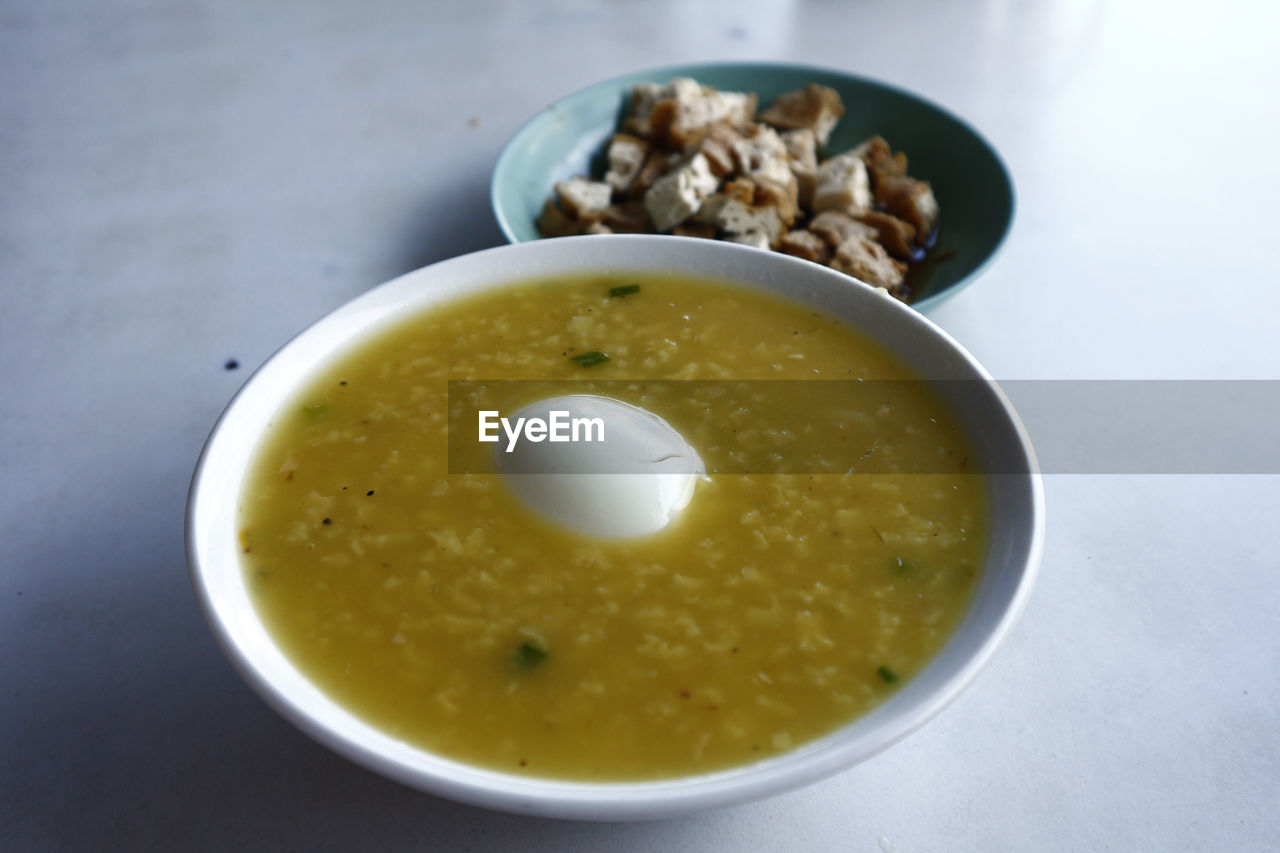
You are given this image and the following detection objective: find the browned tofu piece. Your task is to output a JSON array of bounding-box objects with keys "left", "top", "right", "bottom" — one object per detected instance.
[
  {"left": 856, "top": 210, "right": 918, "bottom": 258},
  {"left": 690, "top": 122, "right": 742, "bottom": 176},
  {"left": 781, "top": 129, "right": 818, "bottom": 209},
  {"left": 778, "top": 229, "right": 831, "bottom": 265},
  {"left": 853, "top": 135, "right": 938, "bottom": 242},
  {"left": 621, "top": 83, "right": 675, "bottom": 142},
  {"left": 625, "top": 149, "right": 679, "bottom": 200},
  {"left": 808, "top": 211, "right": 905, "bottom": 295},
  {"left": 809, "top": 210, "right": 878, "bottom": 247},
  {"left": 626, "top": 83, "right": 665, "bottom": 123},
  {"left": 644, "top": 98, "right": 679, "bottom": 142},
  {"left": 696, "top": 177, "right": 798, "bottom": 248},
  {"left": 725, "top": 231, "right": 771, "bottom": 250},
  {"left": 671, "top": 222, "right": 719, "bottom": 239},
  {"left": 855, "top": 135, "right": 908, "bottom": 184},
  {"left": 752, "top": 178, "right": 799, "bottom": 226},
  {"left": 644, "top": 152, "right": 720, "bottom": 231},
  {"left": 732, "top": 124, "right": 797, "bottom": 198},
  {"left": 623, "top": 79, "right": 757, "bottom": 148},
  {"left": 620, "top": 115, "right": 657, "bottom": 142},
  {"left": 537, "top": 198, "right": 578, "bottom": 238},
  {"left": 554, "top": 176, "right": 612, "bottom": 222},
  {"left": 875, "top": 175, "right": 939, "bottom": 240},
  {"left": 664, "top": 78, "right": 757, "bottom": 148},
  {"left": 603, "top": 200, "right": 651, "bottom": 233},
  {"left": 719, "top": 176, "right": 756, "bottom": 205},
  {"left": 830, "top": 236, "right": 907, "bottom": 296},
  {"left": 759, "top": 84, "right": 845, "bottom": 146},
  {"left": 782, "top": 128, "right": 817, "bottom": 170},
  {"left": 812, "top": 150, "right": 872, "bottom": 216},
  {"left": 603, "top": 133, "right": 651, "bottom": 194}
]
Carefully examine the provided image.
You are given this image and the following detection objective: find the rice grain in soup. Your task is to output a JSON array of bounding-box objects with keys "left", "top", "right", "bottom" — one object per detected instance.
[{"left": 238, "top": 273, "right": 986, "bottom": 780}]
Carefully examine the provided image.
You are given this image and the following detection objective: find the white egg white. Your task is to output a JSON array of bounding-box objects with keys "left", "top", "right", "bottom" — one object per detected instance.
[{"left": 493, "top": 395, "right": 705, "bottom": 538}]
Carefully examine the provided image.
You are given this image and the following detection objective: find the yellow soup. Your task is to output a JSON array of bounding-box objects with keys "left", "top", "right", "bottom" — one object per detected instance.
[{"left": 238, "top": 273, "right": 985, "bottom": 780}]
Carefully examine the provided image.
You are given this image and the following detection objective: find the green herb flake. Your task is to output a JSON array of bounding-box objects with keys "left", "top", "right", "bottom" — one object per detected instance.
[
  {"left": 512, "top": 641, "right": 549, "bottom": 670},
  {"left": 609, "top": 283, "right": 641, "bottom": 298},
  {"left": 571, "top": 351, "right": 610, "bottom": 367},
  {"left": 877, "top": 665, "right": 899, "bottom": 684}
]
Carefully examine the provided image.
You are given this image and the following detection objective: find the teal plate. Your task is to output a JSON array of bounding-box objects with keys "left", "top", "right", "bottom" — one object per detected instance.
[{"left": 491, "top": 62, "right": 1015, "bottom": 312}]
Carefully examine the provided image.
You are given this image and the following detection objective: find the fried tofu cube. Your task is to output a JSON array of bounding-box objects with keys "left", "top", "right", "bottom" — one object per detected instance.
[
  {"left": 778, "top": 229, "right": 831, "bottom": 265},
  {"left": 751, "top": 178, "right": 800, "bottom": 226},
  {"left": 719, "top": 177, "right": 756, "bottom": 205},
  {"left": 782, "top": 128, "right": 818, "bottom": 169},
  {"left": 644, "top": 152, "right": 719, "bottom": 231},
  {"left": 829, "top": 236, "right": 906, "bottom": 295},
  {"left": 691, "top": 122, "right": 742, "bottom": 177},
  {"left": 781, "top": 128, "right": 819, "bottom": 209},
  {"left": 625, "top": 78, "right": 757, "bottom": 147},
  {"left": 852, "top": 135, "right": 937, "bottom": 241},
  {"left": 875, "top": 175, "right": 939, "bottom": 241},
  {"left": 807, "top": 210, "right": 905, "bottom": 294},
  {"left": 625, "top": 149, "right": 678, "bottom": 200},
  {"left": 602, "top": 200, "right": 651, "bottom": 233},
  {"left": 696, "top": 177, "right": 797, "bottom": 248},
  {"left": 554, "top": 176, "right": 612, "bottom": 222},
  {"left": 603, "top": 134, "right": 651, "bottom": 194},
  {"left": 672, "top": 222, "right": 719, "bottom": 239},
  {"left": 696, "top": 194, "right": 786, "bottom": 248},
  {"left": 809, "top": 210, "right": 877, "bottom": 247},
  {"left": 724, "top": 230, "right": 771, "bottom": 250},
  {"left": 628, "top": 83, "right": 665, "bottom": 120},
  {"left": 732, "top": 124, "right": 796, "bottom": 193},
  {"left": 853, "top": 135, "right": 908, "bottom": 183},
  {"left": 622, "top": 83, "right": 669, "bottom": 141},
  {"left": 812, "top": 151, "right": 872, "bottom": 216},
  {"left": 759, "top": 84, "right": 845, "bottom": 146},
  {"left": 664, "top": 77, "right": 757, "bottom": 147},
  {"left": 536, "top": 198, "right": 577, "bottom": 238},
  {"left": 712, "top": 176, "right": 798, "bottom": 223},
  {"left": 856, "top": 210, "right": 918, "bottom": 258}
]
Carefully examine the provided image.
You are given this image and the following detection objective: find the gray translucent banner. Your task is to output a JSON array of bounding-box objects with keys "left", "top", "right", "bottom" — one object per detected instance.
[{"left": 446, "top": 380, "right": 1280, "bottom": 475}]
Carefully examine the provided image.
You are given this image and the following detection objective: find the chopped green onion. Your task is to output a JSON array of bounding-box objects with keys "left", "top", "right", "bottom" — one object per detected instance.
[
  {"left": 571, "top": 351, "right": 610, "bottom": 367},
  {"left": 609, "top": 283, "right": 641, "bottom": 298},
  {"left": 877, "top": 665, "right": 899, "bottom": 684},
  {"left": 512, "top": 641, "right": 548, "bottom": 670}
]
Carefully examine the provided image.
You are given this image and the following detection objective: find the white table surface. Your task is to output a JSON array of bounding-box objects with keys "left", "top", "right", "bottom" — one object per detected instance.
[{"left": 3, "top": 1, "right": 1277, "bottom": 849}]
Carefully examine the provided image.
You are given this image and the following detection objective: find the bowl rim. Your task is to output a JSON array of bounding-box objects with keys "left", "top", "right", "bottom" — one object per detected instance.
[
  {"left": 489, "top": 60, "right": 1017, "bottom": 313},
  {"left": 186, "top": 234, "right": 1043, "bottom": 820}
]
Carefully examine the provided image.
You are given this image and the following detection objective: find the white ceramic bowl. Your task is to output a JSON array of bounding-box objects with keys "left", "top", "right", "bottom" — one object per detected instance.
[{"left": 186, "top": 235, "right": 1043, "bottom": 820}]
